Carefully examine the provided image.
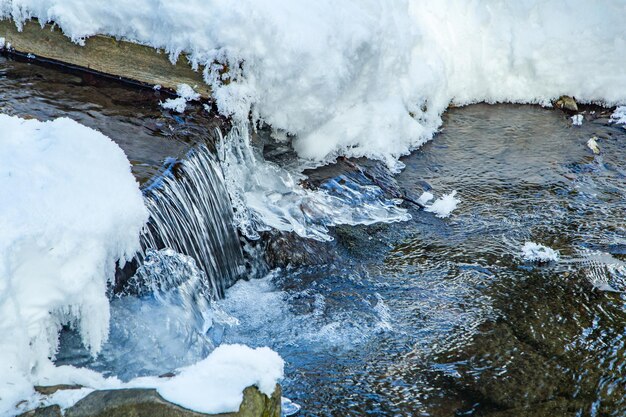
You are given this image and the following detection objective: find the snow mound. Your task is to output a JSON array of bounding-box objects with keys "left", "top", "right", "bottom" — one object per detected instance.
[
  {"left": 2, "top": 1, "right": 625, "bottom": 169},
  {"left": 521, "top": 242, "right": 560, "bottom": 263},
  {"left": 0, "top": 115, "right": 147, "bottom": 414},
  {"left": 160, "top": 83, "right": 200, "bottom": 113},
  {"left": 154, "top": 344, "right": 284, "bottom": 414},
  {"left": 425, "top": 191, "right": 460, "bottom": 218}
]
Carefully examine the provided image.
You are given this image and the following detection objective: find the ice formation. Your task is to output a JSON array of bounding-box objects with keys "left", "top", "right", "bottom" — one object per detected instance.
[
  {"left": 611, "top": 106, "right": 626, "bottom": 128},
  {"left": 571, "top": 114, "right": 583, "bottom": 126},
  {"left": 521, "top": 242, "right": 560, "bottom": 263},
  {"left": 425, "top": 191, "right": 460, "bottom": 218},
  {"left": 0, "top": 115, "right": 147, "bottom": 414}
]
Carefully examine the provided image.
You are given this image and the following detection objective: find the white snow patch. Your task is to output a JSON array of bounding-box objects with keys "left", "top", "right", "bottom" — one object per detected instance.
[
  {"left": 425, "top": 191, "right": 460, "bottom": 218},
  {"left": 521, "top": 242, "right": 560, "bottom": 262},
  {"left": 0, "top": 115, "right": 147, "bottom": 415},
  {"left": 610, "top": 106, "right": 626, "bottom": 128},
  {"left": 571, "top": 114, "right": 583, "bottom": 126},
  {"left": 148, "top": 344, "right": 284, "bottom": 414},
  {"left": 18, "top": 344, "right": 283, "bottom": 416},
  {"left": 160, "top": 83, "right": 200, "bottom": 113}
]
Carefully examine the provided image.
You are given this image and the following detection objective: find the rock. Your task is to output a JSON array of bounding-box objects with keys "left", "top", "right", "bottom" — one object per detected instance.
[
  {"left": 17, "top": 405, "right": 62, "bottom": 417},
  {"left": 554, "top": 95, "right": 578, "bottom": 113},
  {"left": 64, "top": 385, "right": 281, "bottom": 417},
  {"left": 34, "top": 385, "right": 83, "bottom": 396},
  {"left": 264, "top": 231, "right": 337, "bottom": 268}
]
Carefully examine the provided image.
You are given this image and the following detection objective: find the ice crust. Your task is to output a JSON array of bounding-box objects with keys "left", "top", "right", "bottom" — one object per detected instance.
[
  {"left": 0, "top": 115, "right": 147, "bottom": 415},
  {"left": 425, "top": 191, "right": 460, "bottom": 218},
  {"left": 1, "top": 0, "right": 624, "bottom": 169},
  {"left": 521, "top": 242, "right": 560, "bottom": 263}
]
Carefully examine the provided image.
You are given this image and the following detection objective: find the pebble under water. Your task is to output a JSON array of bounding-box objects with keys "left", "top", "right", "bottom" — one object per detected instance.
[{"left": 3, "top": 57, "right": 626, "bottom": 416}]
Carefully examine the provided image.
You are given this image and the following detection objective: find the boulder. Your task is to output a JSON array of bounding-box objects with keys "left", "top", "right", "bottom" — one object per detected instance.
[{"left": 63, "top": 385, "right": 280, "bottom": 417}]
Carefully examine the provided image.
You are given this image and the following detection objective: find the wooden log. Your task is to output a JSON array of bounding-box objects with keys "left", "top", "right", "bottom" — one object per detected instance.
[{"left": 0, "top": 19, "right": 210, "bottom": 97}]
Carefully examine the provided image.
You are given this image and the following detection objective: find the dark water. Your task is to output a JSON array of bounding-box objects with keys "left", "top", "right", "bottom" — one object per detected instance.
[
  {"left": 216, "top": 104, "right": 626, "bottom": 416},
  {"left": 0, "top": 56, "right": 225, "bottom": 183},
  {"left": 4, "top": 57, "right": 626, "bottom": 416}
]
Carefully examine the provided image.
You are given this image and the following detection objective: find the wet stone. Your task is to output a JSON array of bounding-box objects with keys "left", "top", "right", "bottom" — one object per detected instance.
[
  {"left": 264, "top": 231, "right": 338, "bottom": 269},
  {"left": 17, "top": 405, "right": 62, "bottom": 417}
]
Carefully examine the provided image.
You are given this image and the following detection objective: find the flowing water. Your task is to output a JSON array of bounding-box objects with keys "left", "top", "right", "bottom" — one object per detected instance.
[{"left": 3, "top": 57, "right": 626, "bottom": 416}]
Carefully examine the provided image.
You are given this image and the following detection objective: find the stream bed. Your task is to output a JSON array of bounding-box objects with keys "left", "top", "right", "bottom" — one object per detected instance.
[{"left": 3, "top": 57, "right": 626, "bottom": 416}]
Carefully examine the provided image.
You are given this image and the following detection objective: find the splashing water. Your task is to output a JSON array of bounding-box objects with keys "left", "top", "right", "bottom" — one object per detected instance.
[
  {"left": 217, "top": 123, "right": 410, "bottom": 241},
  {"left": 137, "top": 143, "right": 245, "bottom": 298}
]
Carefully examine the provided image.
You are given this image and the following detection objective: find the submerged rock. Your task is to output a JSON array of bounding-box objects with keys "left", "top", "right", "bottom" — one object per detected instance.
[
  {"left": 63, "top": 385, "right": 281, "bottom": 417},
  {"left": 264, "top": 231, "right": 337, "bottom": 269}
]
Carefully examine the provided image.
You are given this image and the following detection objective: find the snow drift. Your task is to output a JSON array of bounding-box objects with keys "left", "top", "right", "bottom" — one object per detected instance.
[
  {"left": 0, "top": 115, "right": 147, "bottom": 414},
  {"left": 2, "top": 0, "right": 624, "bottom": 169}
]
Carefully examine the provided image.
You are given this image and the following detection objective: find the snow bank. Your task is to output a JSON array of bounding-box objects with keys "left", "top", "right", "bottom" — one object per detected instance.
[
  {"left": 1, "top": 0, "right": 625, "bottom": 169},
  {"left": 521, "top": 242, "right": 560, "bottom": 263},
  {"left": 152, "top": 344, "right": 283, "bottom": 414},
  {"left": 0, "top": 115, "right": 147, "bottom": 415}
]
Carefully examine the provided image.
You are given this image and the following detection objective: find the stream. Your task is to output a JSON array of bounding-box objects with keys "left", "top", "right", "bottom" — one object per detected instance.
[{"left": 2, "top": 56, "right": 626, "bottom": 416}]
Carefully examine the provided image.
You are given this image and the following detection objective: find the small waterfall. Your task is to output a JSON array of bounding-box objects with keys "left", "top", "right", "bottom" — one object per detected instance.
[{"left": 136, "top": 141, "right": 245, "bottom": 299}]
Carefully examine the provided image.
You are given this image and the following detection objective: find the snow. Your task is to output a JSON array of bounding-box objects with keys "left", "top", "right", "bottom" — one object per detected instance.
[
  {"left": 152, "top": 344, "right": 283, "bottom": 414},
  {"left": 424, "top": 191, "right": 460, "bottom": 218},
  {"left": 611, "top": 106, "right": 626, "bottom": 128},
  {"left": 0, "top": 115, "right": 147, "bottom": 416},
  {"left": 1, "top": 0, "right": 625, "bottom": 170},
  {"left": 160, "top": 83, "right": 200, "bottom": 113},
  {"left": 521, "top": 242, "right": 560, "bottom": 262},
  {"left": 17, "top": 344, "right": 283, "bottom": 416},
  {"left": 571, "top": 114, "right": 583, "bottom": 126},
  {"left": 587, "top": 137, "right": 600, "bottom": 155}
]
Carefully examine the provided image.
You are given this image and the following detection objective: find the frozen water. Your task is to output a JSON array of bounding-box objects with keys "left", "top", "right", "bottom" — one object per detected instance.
[
  {"left": 521, "top": 242, "right": 560, "bottom": 263},
  {"left": 217, "top": 123, "right": 410, "bottom": 241},
  {"left": 424, "top": 191, "right": 460, "bottom": 218}
]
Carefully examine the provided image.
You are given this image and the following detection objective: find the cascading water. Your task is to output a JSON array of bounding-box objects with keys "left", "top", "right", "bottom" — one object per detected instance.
[{"left": 136, "top": 141, "right": 245, "bottom": 299}]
